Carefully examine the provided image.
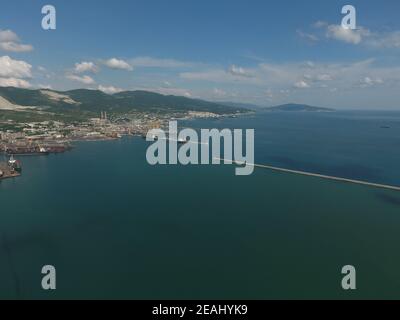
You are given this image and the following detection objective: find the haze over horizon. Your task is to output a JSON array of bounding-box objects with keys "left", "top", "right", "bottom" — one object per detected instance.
[{"left": 1, "top": 0, "right": 400, "bottom": 110}]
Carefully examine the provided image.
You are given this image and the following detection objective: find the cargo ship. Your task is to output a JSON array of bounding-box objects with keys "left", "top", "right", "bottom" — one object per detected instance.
[
  {"left": 8, "top": 155, "right": 22, "bottom": 173},
  {"left": 4, "top": 144, "right": 71, "bottom": 155},
  {"left": 5, "top": 145, "right": 49, "bottom": 156}
]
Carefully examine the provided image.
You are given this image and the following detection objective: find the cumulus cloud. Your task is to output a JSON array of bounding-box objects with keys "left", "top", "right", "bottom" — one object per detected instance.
[
  {"left": 0, "top": 42, "right": 33, "bottom": 52},
  {"left": 0, "top": 77, "right": 31, "bottom": 88},
  {"left": 325, "top": 25, "right": 368, "bottom": 45},
  {"left": 0, "top": 56, "right": 32, "bottom": 88},
  {"left": 0, "top": 29, "right": 33, "bottom": 52},
  {"left": 104, "top": 58, "right": 133, "bottom": 71},
  {"left": 0, "top": 55, "right": 32, "bottom": 79},
  {"left": 338, "top": 27, "right": 400, "bottom": 49},
  {"left": 294, "top": 80, "right": 310, "bottom": 89},
  {"left": 74, "top": 61, "right": 98, "bottom": 73},
  {"left": 66, "top": 74, "right": 95, "bottom": 84},
  {"left": 0, "top": 30, "right": 19, "bottom": 42},
  {"left": 309, "top": 21, "right": 400, "bottom": 49},
  {"left": 98, "top": 85, "right": 123, "bottom": 94}
]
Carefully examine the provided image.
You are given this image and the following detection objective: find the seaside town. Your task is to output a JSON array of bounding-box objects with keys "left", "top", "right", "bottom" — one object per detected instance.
[{"left": 0, "top": 110, "right": 222, "bottom": 180}]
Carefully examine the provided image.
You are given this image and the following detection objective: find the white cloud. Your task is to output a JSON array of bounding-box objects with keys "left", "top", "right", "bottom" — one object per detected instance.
[
  {"left": 313, "top": 21, "right": 328, "bottom": 29},
  {"left": 74, "top": 61, "right": 98, "bottom": 73},
  {"left": 98, "top": 85, "right": 123, "bottom": 94},
  {"left": 297, "top": 29, "right": 319, "bottom": 42},
  {"left": 181, "top": 67, "right": 260, "bottom": 85},
  {"left": 0, "top": 30, "right": 19, "bottom": 42},
  {"left": 0, "top": 29, "right": 33, "bottom": 52},
  {"left": 0, "top": 42, "right": 33, "bottom": 52},
  {"left": 179, "top": 58, "right": 400, "bottom": 107},
  {"left": 66, "top": 74, "right": 95, "bottom": 84},
  {"left": 104, "top": 58, "right": 133, "bottom": 71},
  {"left": 311, "top": 21, "right": 400, "bottom": 49},
  {"left": 0, "top": 77, "right": 31, "bottom": 88},
  {"left": 359, "top": 77, "right": 384, "bottom": 88},
  {"left": 325, "top": 25, "right": 368, "bottom": 45},
  {"left": 294, "top": 80, "right": 310, "bottom": 89},
  {"left": 0, "top": 55, "right": 32, "bottom": 78},
  {"left": 228, "top": 65, "right": 252, "bottom": 77}
]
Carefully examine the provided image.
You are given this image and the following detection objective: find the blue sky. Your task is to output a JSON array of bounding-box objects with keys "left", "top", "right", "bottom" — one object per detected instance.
[{"left": 1, "top": 0, "right": 400, "bottom": 109}]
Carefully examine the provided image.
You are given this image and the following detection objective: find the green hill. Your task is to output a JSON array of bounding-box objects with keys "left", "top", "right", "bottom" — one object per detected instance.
[{"left": 0, "top": 87, "right": 248, "bottom": 116}]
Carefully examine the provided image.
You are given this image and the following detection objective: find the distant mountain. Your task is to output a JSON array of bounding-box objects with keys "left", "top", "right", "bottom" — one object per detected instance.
[
  {"left": 264, "top": 103, "right": 334, "bottom": 112},
  {"left": 0, "top": 87, "right": 248, "bottom": 116},
  {"left": 219, "top": 101, "right": 264, "bottom": 110}
]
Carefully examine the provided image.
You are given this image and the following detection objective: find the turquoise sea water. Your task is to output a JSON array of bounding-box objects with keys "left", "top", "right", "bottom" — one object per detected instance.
[{"left": 1, "top": 110, "right": 400, "bottom": 299}]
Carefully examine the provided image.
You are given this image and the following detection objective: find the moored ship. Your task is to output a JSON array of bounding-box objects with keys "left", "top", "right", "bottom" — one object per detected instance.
[
  {"left": 5, "top": 145, "right": 49, "bottom": 156},
  {"left": 8, "top": 155, "right": 22, "bottom": 173},
  {"left": 4, "top": 144, "right": 71, "bottom": 155}
]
